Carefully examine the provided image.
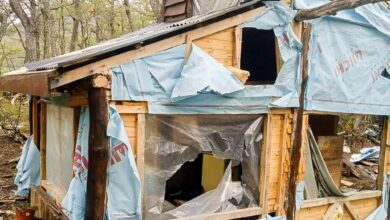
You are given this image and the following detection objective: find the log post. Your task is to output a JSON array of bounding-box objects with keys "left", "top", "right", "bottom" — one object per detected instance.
[
  {"left": 286, "top": 22, "right": 312, "bottom": 219},
  {"left": 295, "top": 0, "right": 387, "bottom": 21},
  {"left": 85, "top": 76, "right": 110, "bottom": 219}
]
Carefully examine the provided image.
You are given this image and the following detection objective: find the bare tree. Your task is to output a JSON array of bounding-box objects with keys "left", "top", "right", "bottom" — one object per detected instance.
[
  {"left": 69, "top": 0, "right": 80, "bottom": 52},
  {"left": 123, "top": 0, "right": 134, "bottom": 31},
  {"left": 149, "top": 0, "right": 163, "bottom": 22},
  {"left": 9, "top": 0, "right": 39, "bottom": 62}
]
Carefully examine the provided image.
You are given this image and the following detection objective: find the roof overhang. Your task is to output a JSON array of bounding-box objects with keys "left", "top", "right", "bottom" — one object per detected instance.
[{"left": 0, "top": 69, "right": 56, "bottom": 97}]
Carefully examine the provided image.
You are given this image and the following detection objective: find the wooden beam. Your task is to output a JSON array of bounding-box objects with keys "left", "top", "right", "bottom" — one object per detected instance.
[
  {"left": 51, "top": 7, "right": 266, "bottom": 89},
  {"left": 40, "top": 103, "right": 47, "bottom": 180},
  {"left": 0, "top": 70, "right": 54, "bottom": 97},
  {"left": 85, "top": 87, "right": 109, "bottom": 220},
  {"left": 344, "top": 201, "right": 359, "bottom": 220},
  {"left": 286, "top": 22, "right": 312, "bottom": 219},
  {"left": 322, "top": 202, "right": 342, "bottom": 220},
  {"left": 114, "top": 102, "right": 148, "bottom": 114},
  {"left": 300, "top": 190, "right": 381, "bottom": 208},
  {"left": 295, "top": 0, "right": 388, "bottom": 21}
]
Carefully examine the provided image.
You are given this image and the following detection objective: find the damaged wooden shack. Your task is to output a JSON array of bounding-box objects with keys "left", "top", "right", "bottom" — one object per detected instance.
[{"left": 1, "top": 0, "right": 390, "bottom": 219}]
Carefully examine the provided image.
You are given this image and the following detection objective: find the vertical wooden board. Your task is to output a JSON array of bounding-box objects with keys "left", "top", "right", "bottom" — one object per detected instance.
[
  {"left": 193, "top": 28, "right": 235, "bottom": 66},
  {"left": 387, "top": 117, "right": 390, "bottom": 146},
  {"left": 32, "top": 96, "right": 40, "bottom": 146},
  {"left": 317, "top": 136, "right": 344, "bottom": 186},
  {"left": 267, "top": 114, "right": 284, "bottom": 211},
  {"left": 40, "top": 103, "right": 47, "bottom": 180},
  {"left": 121, "top": 113, "right": 138, "bottom": 153},
  {"left": 259, "top": 115, "right": 271, "bottom": 217},
  {"left": 297, "top": 114, "right": 309, "bottom": 182},
  {"left": 234, "top": 26, "right": 242, "bottom": 68}
]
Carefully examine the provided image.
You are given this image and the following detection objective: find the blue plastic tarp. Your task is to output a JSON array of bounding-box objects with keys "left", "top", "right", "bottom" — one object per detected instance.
[
  {"left": 242, "top": 1, "right": 302, "bottom": 108},
  {"left": 14, "top": 136, "right": 40, "bottom": 197},
  {"left": 302, "top": 2, "right": 390, "bottom": 115},
  {"left": 111, "top": 2, "right": 302, "bottom": 114},
  {"left": 62, "top": 107, "right": 141, "bottom": 220}
]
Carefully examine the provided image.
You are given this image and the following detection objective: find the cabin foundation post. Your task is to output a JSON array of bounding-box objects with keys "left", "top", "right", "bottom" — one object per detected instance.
[
  {"left": 85, "top": 75, "right": 110, "bottom": 219},
  {"left": 286, "top": 22, "right": 312, "bottom": 219}
]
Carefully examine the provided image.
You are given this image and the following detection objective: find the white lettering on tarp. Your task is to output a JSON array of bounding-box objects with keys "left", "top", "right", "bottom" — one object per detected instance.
[{"left": 334, "top": 49, "right": 363, "bottom": 76}]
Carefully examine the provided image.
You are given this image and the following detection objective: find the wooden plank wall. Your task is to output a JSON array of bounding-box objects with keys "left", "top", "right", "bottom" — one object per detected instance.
[
  {"left": 31, "top": 187, "right": 67, "bottom": 220},
  {"left": 296, "top": 197, "right": 379, "bottom": 219},
  {"left": 121, "top": 114, "right": 138, "bottom": 154},
  {"left": 266, "top": 110, "right": 293, "bottom": 214},
  {"left": 193, "top": 28, "right": 235, "bottom": 66}
]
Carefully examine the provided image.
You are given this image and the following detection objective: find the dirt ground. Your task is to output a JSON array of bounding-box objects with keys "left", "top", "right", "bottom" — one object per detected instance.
[{"left": 0, "top": 130, "right": 28, "bottom": 219}]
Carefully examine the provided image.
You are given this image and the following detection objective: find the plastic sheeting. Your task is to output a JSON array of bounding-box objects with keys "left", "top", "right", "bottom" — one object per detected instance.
[
  {"left": 304, "top": 2, "right": 390, "bottom": 115},
  {"left": 14, "top": 136, "right": 40, "bottom": 197},
  {"left": 304, "top": 128, "right": 346, "bottom": 199},
  {"left": 62, "top": 107, "right": 141, "bottom": 220},
  {"left": 192, "top": 0, "right": 240, "bottom": 16},
  {"left": 144, "top": 115, "right": 263, "bottom": 219},
  {"left": 111, "top": 2, "right": 302, "bottom": 114}
]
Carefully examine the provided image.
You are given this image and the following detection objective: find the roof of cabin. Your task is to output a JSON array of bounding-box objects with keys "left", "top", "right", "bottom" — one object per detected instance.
[{"left": 24, "top": 0, "right": 264, "bottom": 73}]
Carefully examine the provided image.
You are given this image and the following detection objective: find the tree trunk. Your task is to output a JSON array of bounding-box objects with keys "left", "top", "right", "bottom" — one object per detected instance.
[
  {"left": 9, "top": 0, "right": 38, "bottom": 62},
  {"left": 123, "top": 0, "right": 134, "bottom": 31},
  {"left": 69, "top": 0, "right": 80, "bottom": 52},
  {"left": 149, "top": 0, "right": 163, "bottom": 22}
]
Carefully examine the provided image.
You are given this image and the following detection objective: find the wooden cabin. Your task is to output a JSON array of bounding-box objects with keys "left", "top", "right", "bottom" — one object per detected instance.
[{"left": 1, "top": 0, "right": 389, "bottom": 219}]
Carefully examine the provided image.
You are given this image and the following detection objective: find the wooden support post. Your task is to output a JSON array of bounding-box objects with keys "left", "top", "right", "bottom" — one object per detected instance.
[
  {"left": 40, "top": 103, "right": 47, "bottom": 180},
  {"left": 377, "top": 116, "right": 389, "bottom": 191},
  {"left": 259, "top": 115, "right": 271, "bottom": 217},
  {"left": 32, "top": 96, "right": 40, "bottom": 145},
  {"left": 286, "top": 22, "right": 312, "bottom": 219},
  {"left": 85, "top": 86, "right": 109, "bottom": 220},
  {"left": 136, "top": 113, "right": 146, "bottom": 215}
]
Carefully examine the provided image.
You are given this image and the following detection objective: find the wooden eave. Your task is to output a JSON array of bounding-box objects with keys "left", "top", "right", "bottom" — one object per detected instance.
[{"left": 0, "top": 69, "right": 57, "bottom": 97}]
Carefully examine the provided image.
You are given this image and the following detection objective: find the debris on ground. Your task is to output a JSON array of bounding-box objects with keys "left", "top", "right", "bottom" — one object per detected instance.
[{"left": 0, "top": 129, "right": 29, "bottom": 219}]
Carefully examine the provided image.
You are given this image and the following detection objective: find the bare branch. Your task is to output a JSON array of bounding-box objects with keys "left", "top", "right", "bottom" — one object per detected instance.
[{"left": 295, "top": 0, "right": 389, "bottom": 21}]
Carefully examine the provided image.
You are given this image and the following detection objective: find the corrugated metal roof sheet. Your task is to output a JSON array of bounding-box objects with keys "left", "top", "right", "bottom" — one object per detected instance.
[{"left": 24, "top": 0, "right": 263, "bottom": 72}]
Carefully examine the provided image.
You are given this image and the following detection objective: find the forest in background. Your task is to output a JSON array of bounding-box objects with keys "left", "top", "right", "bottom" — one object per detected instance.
[{"left": 0, "top": 0, "right": 162, "bottom": 75}]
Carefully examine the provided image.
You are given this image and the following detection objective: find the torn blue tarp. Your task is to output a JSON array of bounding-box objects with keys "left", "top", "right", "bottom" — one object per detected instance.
[
  {"left": 111, "top": 2, "right": 302, "bottom": 114},
  {"left": 62, "top": 108, "right": 89, "bottom": 219},
  {"left": 304, "top": 3, "right": 390, "bottom": 115},
  {"left": 14, "top": 136, "right": 40, "bottom": 197},
  {"left": 242, "top": 1, "right": 302, "bottom": 108},
  {"left": 106, "top": 106, "right": 141, "bottom": 220},
  {"left": 62, "top": 107, "right": 141, "bottom": 220}
]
